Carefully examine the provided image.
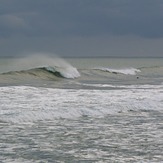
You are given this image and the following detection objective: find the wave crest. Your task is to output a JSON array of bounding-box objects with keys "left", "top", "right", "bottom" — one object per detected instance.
[
  {"left": 0, "top": 54, "right": 80, "bottom": 79},
  {"left": 94, "top": 67, "right": 141, "bottom": 75},
  {"left": 44, "top": 66, "right": 80, "bottom": 79}
]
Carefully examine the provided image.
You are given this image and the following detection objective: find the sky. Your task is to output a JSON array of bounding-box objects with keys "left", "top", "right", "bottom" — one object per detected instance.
[{"left": 0, "top": 0, "right": 163, "bottom": 57}]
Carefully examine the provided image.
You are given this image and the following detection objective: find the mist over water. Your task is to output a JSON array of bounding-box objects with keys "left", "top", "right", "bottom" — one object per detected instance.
[{"left": 1, "top": 53, "right": 75, "bottom": 72}]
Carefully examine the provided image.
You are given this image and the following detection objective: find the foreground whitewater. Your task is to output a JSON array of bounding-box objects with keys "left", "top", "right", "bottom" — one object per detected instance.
[{"left": 0, "top": 56, "right": 163, "bottom": 162}]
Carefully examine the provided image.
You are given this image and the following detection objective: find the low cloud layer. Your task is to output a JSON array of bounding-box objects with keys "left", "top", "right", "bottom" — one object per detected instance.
[{"left": 0, "top": 0, "right": 163, "bottom": 57}]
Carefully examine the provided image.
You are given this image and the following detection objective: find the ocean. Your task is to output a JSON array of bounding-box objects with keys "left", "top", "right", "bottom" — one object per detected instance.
[{"left": 0, "top": 56, "right": 163, "bottom": 162}]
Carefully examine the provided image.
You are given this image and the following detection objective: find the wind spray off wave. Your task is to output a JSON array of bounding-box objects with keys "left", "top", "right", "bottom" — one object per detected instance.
[{"left": 0, "top": 54, "right": 80, "bottom": 79}]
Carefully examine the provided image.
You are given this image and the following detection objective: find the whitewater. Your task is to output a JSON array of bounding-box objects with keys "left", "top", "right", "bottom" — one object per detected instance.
[{"left": 0, "top": 56, "right": 163, "bottom": 162}]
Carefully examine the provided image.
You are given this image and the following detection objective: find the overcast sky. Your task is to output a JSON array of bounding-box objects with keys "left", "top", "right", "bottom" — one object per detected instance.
[{"left": 0, "top": 0, "right": 163, "bottom": 57}]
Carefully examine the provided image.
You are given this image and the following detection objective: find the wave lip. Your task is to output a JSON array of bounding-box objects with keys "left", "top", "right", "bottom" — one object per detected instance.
[{"left": 94, "top": 67, "right": 141, "bottom": 75}]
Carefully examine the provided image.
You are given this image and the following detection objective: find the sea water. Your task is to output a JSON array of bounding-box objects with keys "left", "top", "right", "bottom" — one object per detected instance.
[{"left": 0, "top": 56, "right": 163, "bottom": 162}]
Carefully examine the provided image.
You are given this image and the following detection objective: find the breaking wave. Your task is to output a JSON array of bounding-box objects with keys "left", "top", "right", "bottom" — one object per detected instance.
[
  {"left": 0, "top": 54, "right": 80, "bottom": 79},
  {"left": 44, "top": 66, "right": 80, "bottom": 79},
  {"left": 94, "top": 67, "right": 141, "bottom": 75},
  {"left": 1, "top": 66, "right": 80, "bottom": 79}
]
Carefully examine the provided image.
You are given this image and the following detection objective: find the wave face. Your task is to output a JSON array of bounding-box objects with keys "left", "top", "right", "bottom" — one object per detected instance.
[
  {"left": 0, "top": 55, "right": 80, "bottom": 81},
  {"left": 44, "top": 66, "right": 80, "bottom": 79}
]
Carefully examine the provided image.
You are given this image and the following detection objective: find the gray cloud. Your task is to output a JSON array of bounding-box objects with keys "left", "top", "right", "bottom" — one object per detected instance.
[
  {"left": 0, "top": 14, "right": 27, "bottom": 28},
  {"left": 0, "top": 0, "right": 163, "bottom": 57},
  {"left": 1, "top": 0, "right": 163, "bottom": 38}
]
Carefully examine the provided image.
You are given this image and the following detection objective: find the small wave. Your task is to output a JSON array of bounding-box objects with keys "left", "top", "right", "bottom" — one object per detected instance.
[
  {"left": 139, "top": 66, "right": 163, "bottom": 70},
  {"left": 139, "top": 66, "right": 163, "bottom": 74},
  {"left": 94, "top": 67, "right": 141, "bottom": 75},
  {"left": 78, "top": 83, "right": 163, "bottom": 89}
]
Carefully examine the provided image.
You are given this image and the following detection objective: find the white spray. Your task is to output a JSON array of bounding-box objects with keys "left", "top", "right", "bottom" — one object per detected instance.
[{"left": 3, "top": 53, "right": 80, "bottom": 79}]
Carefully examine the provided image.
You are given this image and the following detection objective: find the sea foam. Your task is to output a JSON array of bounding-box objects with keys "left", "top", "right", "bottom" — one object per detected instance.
[{"left": 0, "top": 85, "right": 162, "bottom": 123}]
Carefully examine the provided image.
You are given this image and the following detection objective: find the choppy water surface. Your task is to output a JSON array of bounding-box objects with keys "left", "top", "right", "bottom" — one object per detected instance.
[
  {"left": 0, "top": 112, "right": 163, "bottom": 162},
  {"left": 0, "top": 57, "right": 163, "bottom": 162},
  {"left": 0, "top": 86, "right": 163, "bottom": 162}
]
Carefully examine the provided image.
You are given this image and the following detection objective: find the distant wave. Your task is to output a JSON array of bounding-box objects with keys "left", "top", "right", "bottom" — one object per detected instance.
[
  {"left": 139, "top": 66, "right": 163, "bottom": 69},
  {"left": 93, "top": 67, "right": 141, "bottom": 75},
  {"left": 139, "top": 66, "right": 163, "bottom": 71}
]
